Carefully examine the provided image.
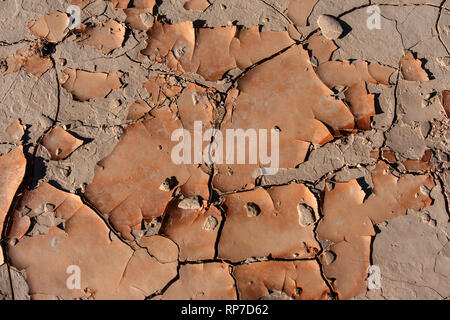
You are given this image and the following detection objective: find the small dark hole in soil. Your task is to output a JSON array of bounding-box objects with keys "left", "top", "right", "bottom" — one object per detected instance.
[{"left": 40, "top": 42, "right": 56, "bottom": 57}]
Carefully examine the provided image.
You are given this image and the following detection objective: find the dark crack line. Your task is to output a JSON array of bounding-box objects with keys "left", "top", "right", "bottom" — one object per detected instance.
[
  {"left": 436, "top": 0, "right": 450, "bottom": 55},
  {"left": 78, "top": 194, "right": 137, "bottom": 251},
  {"left": 256, "top": 0, "right": 293, "bottom": 25},
  {"left": 146, "top": 264, "right": 181, "bottom": 300}
]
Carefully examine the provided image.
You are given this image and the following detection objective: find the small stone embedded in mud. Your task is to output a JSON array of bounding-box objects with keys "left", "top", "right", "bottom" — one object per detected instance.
[
  {"left": 297, "top": 204, "right": 316, "bottom": 227},
  {"left": 323, "top": 250, "right": 336, "bottom": 265},
  {"left": 245, "top": 202, "right": 261, "bottom": 217},
  {"left": 399, "top": 52, "right": 430, "bottom": 82},
  {"left": 202, "top": 215, "right": 219, "bottom": 231},
  {"left": 317, "top": 15, "right": 344, "bottom": 40},
  {"left": 178, "top": 196, "right": 203, "bottom": 210}
]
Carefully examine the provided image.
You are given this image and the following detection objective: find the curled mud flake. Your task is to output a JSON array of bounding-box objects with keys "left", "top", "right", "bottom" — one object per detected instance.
[
  {"left": 370, "top": 150, "right": 380, "bottom": 160},
  {"left": 143, "top": 74, "right": 182, "bottom": 105},
  {"left": 234, "top": 260, "right": 329, "bottom": 300},
  {"left": 142, "top": 22, "right": 294, "bottom": 81},
  {"left": 317, "top": 161, "right": 434, "bottom": 243},
  {"left": 0, "top": 55, "right": 23, "bottom": 75},
  {"left": 184, "top": 26, "right": 237, "bottom": 81},
  {"left": 316, "top": 61, "right": 395, "bottom": 88},
  {"left": 5, "top": 119, "right": 25, "bottom": 142},
  {"left": 402, "top": 149, "right": 433, "bottom": 172},
  {"left": 381, "top": 149, "right": 397, "bottom": 164},
  {"left": 315, "top": 61, "right": 394, "bottom": 131},
  {"left": 344, "top": 82, "right": 375, "bottom": 130},
  {"left": 305, "top": 34, "right": 337, "bottom": 65},
  {"left": 22, "top": 55, "right": 53, "bottom": 77},
  {"left": 142, "top": 21, "right": 195, "bottom": 69},
  {"left": 399, "top": 52, "right": 429, "bottom": 82},
  {"left": 214, "top": 46, "right": 356, "bottom": 192},
  {"left": 127, "top": 100, "right": 151, "bottom": 121},
  {"left": 84, "top": 107, "right": 192, "bottom": 240},
  {"left": 183, "top": 0, "right": 210, "bottom": 12},
  {"left": 230, "top": 27, "right": 295, "bottom": 70},
  {"left": 0, "top": 147, "right": 26, "bottom": 265},
  {"left": 234, "top": 47, "right": 356, "bottom": 135},
  {"left": 153, "top": 263, "right": 237, "bottom": 300},
  {"left": 42, "top": 126, "right": 83, "bottom": 161},
  {"left": 120, "top": 0, "right": 156, "bottom": 31},
  {"left": 287, "top": 0, "right": 318, "bottom": 27},
  {"left": 160, "top": 202, "right": 221, "bottom": 261},
  {"left": 317, "top": 15, "right": 344, "bottom": 40},
  {"left": 61, "top": 68, "right": 123, "bottom": 101},
  {"left": 442, "top": 90, "right": 450, "bottom": 117},
  {"left": 218, "top": 184, "right": 320, "bottom": 262},
  {"left": 320, "top": 236, "right": 371, "bottom": 300},
  {"left": 159, "top": 176, "right": 179, "bottom": 192},
  {"left": 367, "top": 62, "right": 395, "bottom": 86},
  {"left": 27, "top": 11, "right": 69, "bottom": 43},
  {"left": 7, "top": 182, "right": 177, "bottom": 299},
  {"left": 79, "top": 20, "right": 125, "bottom": 54},
  {"left": 0, "top": 44, "right": 53, "bottom": 78}
]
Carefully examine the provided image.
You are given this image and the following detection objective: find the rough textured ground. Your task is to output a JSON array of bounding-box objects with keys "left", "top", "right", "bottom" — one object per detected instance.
[{"left": 0, "top": 0, "right": 448, "bottom": 300}]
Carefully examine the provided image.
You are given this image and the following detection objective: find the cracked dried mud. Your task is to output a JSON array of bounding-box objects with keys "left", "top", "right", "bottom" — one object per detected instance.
[{"left": 0, "top": 0, "right": 449, "bottom": 301}]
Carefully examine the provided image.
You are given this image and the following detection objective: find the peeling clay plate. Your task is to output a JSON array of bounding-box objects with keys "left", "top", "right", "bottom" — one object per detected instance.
[{"left": 0, "top": 0, "right": 449, "bottom": 302}]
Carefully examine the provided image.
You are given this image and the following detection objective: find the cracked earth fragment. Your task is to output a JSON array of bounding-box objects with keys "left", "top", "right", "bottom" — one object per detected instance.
[
  {"left": 61, "top": 68, "right": 123, "bottom": 101},
  {"left": 84, "top": 106, "right": 193, "bottom": 240},
  {"left": 42, "top": 127, "right": 84, "bottom": 161},
  {"left": 7, "top": 183, "right": 178, "bottom": 299},
  {"left": 108, "top": 0, "right": 156, "bottom": 30},
  {"left": 78, "top": 20, "right": 125, "bottom": 54},
  {"left": 153, "top": 263, "right": 237, "bottom": 300},
  {"left": 318, "top": 162, "right": 434, "bottom": 299},
  {"left": 126, "top": 100, "right": 151, "bottom": 121},
  {"left": 160, "top": 202, "right": 221, "bottom": 261},
  {"left": 142, "top": 22, "right": 295, "bottom": 81},
  {"left": 5, "top": 120, "right": 25, "bottom": 142},
  {"left": 399, "top": 52, "right": 430, "bottom": 82},
  {"left": 234, "top": 260, "right": 329, "bottom": 300},
  {"left": 218, "top": 184, "right": 320, "bottom": 262},
  {"left": 0, "top": 147, "right": 26, "bottom": 265},
  {"left": 0, "top": 0, "right": 449, "bottom": 302},
  {"left": 287, "top": 0, "right": 318, "bottom": 27},
  {"left": 0, "top": 42, "right": 53, "bottom": 78},
  {"left": 27, "top": 11, "right": 69, "bottom": 43}
]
